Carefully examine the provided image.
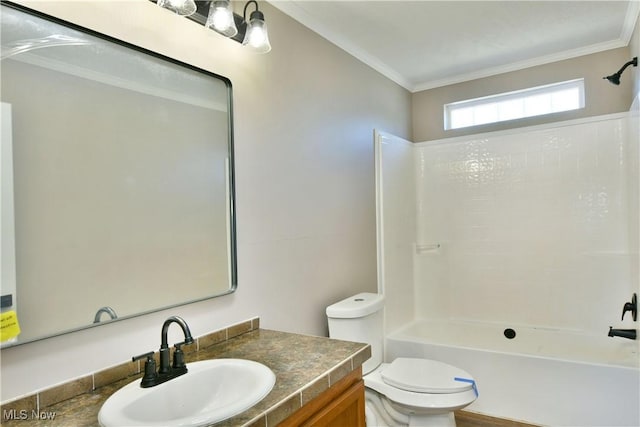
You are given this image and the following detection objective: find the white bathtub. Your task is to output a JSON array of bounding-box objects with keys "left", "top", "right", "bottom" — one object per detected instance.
[{"left": 386, "top": 320, "right": 640, "bottom": 426}]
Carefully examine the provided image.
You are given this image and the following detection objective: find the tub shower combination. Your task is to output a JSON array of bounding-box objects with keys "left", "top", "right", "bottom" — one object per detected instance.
[
  {"left": 375, "top": 112, "right": 639, "bottom": 426},
  {"left": 387, "top": 320, "right": 638, "bottom": 426}
]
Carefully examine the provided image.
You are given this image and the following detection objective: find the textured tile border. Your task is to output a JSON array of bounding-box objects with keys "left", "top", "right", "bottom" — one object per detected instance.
[{"left": 0, "top": 317, "right": 260, "bottom": 416}]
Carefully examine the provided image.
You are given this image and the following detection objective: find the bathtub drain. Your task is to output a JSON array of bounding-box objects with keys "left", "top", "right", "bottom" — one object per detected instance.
[{"left": 504, "top": 328, "right": 516, "bottom": 339}]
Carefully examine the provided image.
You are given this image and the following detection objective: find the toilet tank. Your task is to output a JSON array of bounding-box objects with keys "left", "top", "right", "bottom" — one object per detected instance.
[{"left": 326, "top": 292, "right": 384, "bottom": 374}]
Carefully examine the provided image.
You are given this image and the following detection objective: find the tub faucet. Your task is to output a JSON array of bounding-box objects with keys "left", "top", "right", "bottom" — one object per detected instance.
[
  {"left": 608, "top": 327, "right": 636, "bottom": 340},
  {"left": 132, "top": 316, "right": 195, "bottom": 388}
]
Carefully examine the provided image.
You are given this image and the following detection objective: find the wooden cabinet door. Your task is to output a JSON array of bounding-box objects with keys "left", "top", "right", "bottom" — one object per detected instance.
[
  {"left": 279, "top": 368, "right": 365, "bottom": 427},
  {"left": 301, "top": 380, "right": 365, "bottom": 427}
]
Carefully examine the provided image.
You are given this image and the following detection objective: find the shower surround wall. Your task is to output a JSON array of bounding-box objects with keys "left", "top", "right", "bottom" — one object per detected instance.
[
  {"left": 378, "top": 112, "right": 639, "bottom": 424},
  {"left": 409, "top": 113, "right": 639, "bottom": 334}
]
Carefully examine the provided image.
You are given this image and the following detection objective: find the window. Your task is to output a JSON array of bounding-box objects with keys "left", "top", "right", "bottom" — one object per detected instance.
[{"left": 444, "top": 79, "right": 585, "bottom": 130}]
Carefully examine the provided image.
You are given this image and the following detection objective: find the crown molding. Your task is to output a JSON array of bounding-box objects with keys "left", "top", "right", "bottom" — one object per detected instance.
[
  {"left": 412, "top": 39, "right": 629, "bottom": 93},
  {"left": 621, "top": 0, "right": 640, "bottom": 43}
]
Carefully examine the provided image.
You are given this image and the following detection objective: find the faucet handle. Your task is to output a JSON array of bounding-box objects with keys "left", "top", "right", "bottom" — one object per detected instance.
[
  {"left": 133, "top": 352, "right": 158, "bottom": 388},
  {"left": 172, "top": 342, "right": 187, "bottom": 370},
  {"left": 132, "top": 351, "right": 155, "bottom": 363},
  {"left": 622, "top": 293, "right": 637, "bottom": 321}
]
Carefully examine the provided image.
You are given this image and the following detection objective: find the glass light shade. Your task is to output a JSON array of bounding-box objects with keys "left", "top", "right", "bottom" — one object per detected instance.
[
  {"left": 205, "top": 1, "right": 238, "bottom": 37},
  {"left": 242, "top": 10, "right": 271, "bottom": 53},
  {"left": 157, "top": 0, "right": 197, "bottom": 16}
]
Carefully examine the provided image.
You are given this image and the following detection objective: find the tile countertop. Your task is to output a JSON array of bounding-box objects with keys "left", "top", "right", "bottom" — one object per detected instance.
[{"left": 3, "top": 329, "right": 370, "bottom": 427}]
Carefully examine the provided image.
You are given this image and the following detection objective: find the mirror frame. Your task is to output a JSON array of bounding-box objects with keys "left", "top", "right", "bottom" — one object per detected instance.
[{"left": 1, "top": 1, "right": 237, "bottom": 346}]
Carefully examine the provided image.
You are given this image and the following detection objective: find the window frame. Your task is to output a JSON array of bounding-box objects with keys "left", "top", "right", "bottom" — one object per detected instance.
[{"left": 444, "top": 78, "right": 585, "bottom": 131}]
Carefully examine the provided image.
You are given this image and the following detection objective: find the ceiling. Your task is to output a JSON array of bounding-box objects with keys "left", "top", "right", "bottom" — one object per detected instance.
[{"left": 269, "top": 1, "right": 640, "bottom": 92}]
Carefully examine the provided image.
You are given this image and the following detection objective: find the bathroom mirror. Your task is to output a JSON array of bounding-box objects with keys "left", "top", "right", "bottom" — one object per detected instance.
[{"left": 0, "top": 2, "right": 236, "bottom": 346}]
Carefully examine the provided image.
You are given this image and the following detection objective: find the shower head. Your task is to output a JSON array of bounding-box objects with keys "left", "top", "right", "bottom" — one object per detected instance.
[{"left": 603, "top": 57, "right": 637, "bottom": 85}]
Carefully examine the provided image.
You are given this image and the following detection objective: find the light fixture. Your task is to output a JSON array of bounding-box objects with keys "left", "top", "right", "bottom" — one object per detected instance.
[
  {"left": 154, "top": 0, "right": 272, "bottom": 53},
  {"left": 603, "top": 57, "right": 637, "bottom": 85},
  {"left": 206, "top": 1, "right": 238, "bottom": 37},
  {"left": 156, "top": 0, "right": 197, "bottom": 16},
  {"left": 240, "top": 1, "right": 271, "bottom": 53}
]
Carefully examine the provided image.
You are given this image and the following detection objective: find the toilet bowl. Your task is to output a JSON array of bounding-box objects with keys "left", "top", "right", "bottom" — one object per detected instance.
[{"left": 326, "top": 293, "right": 477, "bottom": 427}]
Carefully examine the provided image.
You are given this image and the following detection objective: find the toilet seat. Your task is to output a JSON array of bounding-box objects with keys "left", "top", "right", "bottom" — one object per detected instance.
[{"left": 381, "top": 358, "right": 473, "bottom": 394}]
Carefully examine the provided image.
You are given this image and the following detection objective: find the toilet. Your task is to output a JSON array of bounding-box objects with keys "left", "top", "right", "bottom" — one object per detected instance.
[{"left": 326, "top": 292, "right": 477, "bottom": 427}]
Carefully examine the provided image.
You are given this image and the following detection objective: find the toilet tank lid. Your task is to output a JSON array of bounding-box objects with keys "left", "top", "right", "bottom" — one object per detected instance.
[{"left": 326, "top": 293, "right": 385, "bottom": 319}]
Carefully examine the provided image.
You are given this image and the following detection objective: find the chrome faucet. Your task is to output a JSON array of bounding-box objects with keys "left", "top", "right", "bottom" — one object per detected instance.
[
  {"left": 93, "top": 306, "right": 118, "bottom": 323},
  {"left": 132, "top": 316, "right": 195, "bottom": 388}
]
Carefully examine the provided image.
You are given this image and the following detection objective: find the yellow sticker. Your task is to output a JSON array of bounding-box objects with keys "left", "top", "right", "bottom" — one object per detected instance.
[{"left": 0, "top": 310, "right": 21, "bottom": 342}]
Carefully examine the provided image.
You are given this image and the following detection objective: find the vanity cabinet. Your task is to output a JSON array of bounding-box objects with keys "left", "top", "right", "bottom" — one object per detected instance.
[{"left": 280, "top": 367, "right": 366, "bottom": 427}]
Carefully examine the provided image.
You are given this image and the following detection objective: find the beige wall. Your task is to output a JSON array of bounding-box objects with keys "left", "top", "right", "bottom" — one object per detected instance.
[
  {"left": 0, "top": 0, "right": 411, "bottom": 401},
  {"left": 412, "top": 48, "right": 633, "bottom": 142}
]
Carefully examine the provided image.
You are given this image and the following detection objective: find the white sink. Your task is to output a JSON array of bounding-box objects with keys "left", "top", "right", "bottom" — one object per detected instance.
[{"left": 98, "top": 358, "right": 276, "bottom": 427}]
